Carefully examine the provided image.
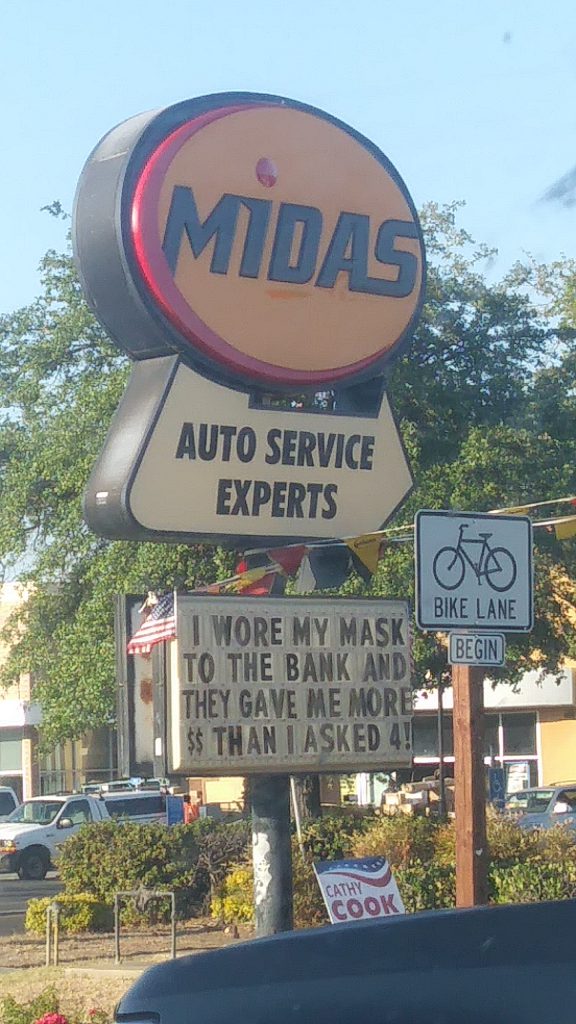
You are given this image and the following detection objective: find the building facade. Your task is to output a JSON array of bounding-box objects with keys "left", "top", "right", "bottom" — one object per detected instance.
[
  {"left": 0, "top": 583, "right": 116, "bottom": 798},
  {"left": 356, "top": 665, "right": 576, "bottom": 806},
  {"left": 0, "top": 584, "right": 41, "bottom": 800}
]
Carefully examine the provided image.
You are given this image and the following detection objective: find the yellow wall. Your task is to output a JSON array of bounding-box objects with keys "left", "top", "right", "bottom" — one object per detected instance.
[
  {"left": 188, "top": 774, "right": 341, "bottom": 809},
  {"left": 539, "top": 710, "right": 576, "bottom": 784},
  {"left": 0, "top": 584, "right": 32, "bottom": 700},
  {"left": 203, "top": 776, "right": 245, "bottom": 808}
]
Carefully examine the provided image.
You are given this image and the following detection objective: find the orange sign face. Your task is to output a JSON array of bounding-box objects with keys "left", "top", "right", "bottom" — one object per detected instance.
[{"left": 74, "top": 94, "right": 425, "bottom": 389}]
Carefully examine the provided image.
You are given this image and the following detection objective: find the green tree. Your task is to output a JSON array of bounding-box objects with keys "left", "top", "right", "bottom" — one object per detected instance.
[
  {"left": 0, "top": 203, "right": 573, "bottom": 743},
  {"left": 348, "top": 202, "right": 576, "bottom": 681},
  {"left": 0, "top": 244, "right": 233, "bottom": 744}
]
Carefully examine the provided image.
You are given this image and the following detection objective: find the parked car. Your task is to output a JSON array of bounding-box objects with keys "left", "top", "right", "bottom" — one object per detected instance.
[
  {"left": 0, "top": 793, "right": 109, "bottom": 879},
  {"left": 103, "top": 790, "right": 167, "bottom": 824},
  {"left": 505, "top": 783, "right": 576, "bottom": 831},
  {"left": 80, "top": 781, "right": 103, "bottom": 795},
  {"left": 0, "top": 786, "right": 19, "bottom": 821},
  {"left": 136, "top": 777, "right": 171, "bottom": 792},
  {"left": 98, "top": 779, "right": 136, "bottom": 794},
  {"left": 114, "top": 898, "right": 576, "bottom": 1024}
]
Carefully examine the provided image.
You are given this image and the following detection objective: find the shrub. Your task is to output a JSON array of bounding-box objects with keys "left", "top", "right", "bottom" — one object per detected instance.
[
  {"left": 486, "top": 811, "right": 541, "bottom": 865},
  {"left": 490, "top": 859, "right": 576, "bottom": 904},
  {"left": 0, "top": 990, "right": 111, "bottom": 1024},
  {"left": 394, "top": 861, "right": 456, "bottom": 912},
  {"left": 431, "top": 820, "right": 456, "bottom": 866},
  {"left": 25, "top": 894, "right": 112, "bottom": 935},
  {"left": 299, "top": 813, "right": 371, "bottom": 861},
  {"left": 56, "top": 818, "right": 250, "bottom": 922},
  {"left": 352, "top": 814, "right": 438, "bottom": 867},
  {"left": 0, "top": 990, "right": 59, "bottom": 1024},
  {"left": 192, "top": 820, "right": 251, "bottom": 905},
  {"left": 211, "top": 811, "right": 576, "bottom": 928},
  {"left": 292, "top": 849, "right": 328, "bottom": 928},
  {"left": 211, "top": 864, "right": 253, "bottom": 924},
  {"left": 210, "top": 840, "right": 329, "bottom": 930},
  {"left": 536, "top": 823, "right": 576, "bottom": 864}
]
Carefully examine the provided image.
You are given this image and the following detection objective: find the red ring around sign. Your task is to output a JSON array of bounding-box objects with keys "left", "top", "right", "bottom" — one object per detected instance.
[{"left": 131, "top": 106, "right": 413, "bottom": 387}]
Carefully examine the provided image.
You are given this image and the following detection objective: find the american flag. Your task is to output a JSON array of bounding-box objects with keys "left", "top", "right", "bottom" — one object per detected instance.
[{"left": 126, "top": 592, "right": 176, "bottom": 656}]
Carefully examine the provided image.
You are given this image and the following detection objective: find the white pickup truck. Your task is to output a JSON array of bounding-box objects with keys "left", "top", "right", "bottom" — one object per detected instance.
[
  {"left": 0, "top": 786, "right": 20, "bottom": 820},
  {"left": 0, "top": 793, "right": 109, "bottom": 880}
]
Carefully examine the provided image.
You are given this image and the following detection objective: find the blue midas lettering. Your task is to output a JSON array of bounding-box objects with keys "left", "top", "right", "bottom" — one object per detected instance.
[{"left": 162, "top": 186, "right": 419, "bottom": 297}]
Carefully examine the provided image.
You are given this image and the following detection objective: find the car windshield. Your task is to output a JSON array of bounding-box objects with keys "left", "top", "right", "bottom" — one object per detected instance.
[
  {"left": 7, "top": 800, "right": 64, "bottom": 824},
  {"left": 506, "top": 789, "right": 554, "bottom": 813}
]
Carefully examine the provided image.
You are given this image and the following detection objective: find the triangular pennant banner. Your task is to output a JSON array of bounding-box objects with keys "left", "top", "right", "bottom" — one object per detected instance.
[
  {"left": 238, "top": 572, "right": 278, "bottom": 596},
  {"left": 268, "top": 544, "right": 308, "bottom": 576},
  {"left": 345, "top": 534, "right": 382, "bottom": 579},
  {"left": 236, "top": 566, "right": 273, "bottom": 592},
  {"left": 309, "top": 546, "right": 352, "bottom": 590},
  {"left": 206, "top": 579, "right": 235, "bottom": 595},
  {"left": 236, "top": 551, "right": 273, "bottom": 574},
  {"left": 554, "top": 516, "right": 576, "bottom": 540},
  {"left": 295, "top": 555, "right": 318, "bottom": 594}
]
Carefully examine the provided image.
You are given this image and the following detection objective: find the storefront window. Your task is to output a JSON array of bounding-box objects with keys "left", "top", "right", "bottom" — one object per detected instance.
[
  {"left": 413, "top": 716, "right": 454, "bottom": 757},
  {"left": 0, "top": 729, "right": 22, "bottom": 771},
  {"left": 413, "top": 717, "right": 437, "bottom": 757},
  {"left": 413, "top": 710, "right": 539, "bottom": 785},
  {"left": 502, "top": 713, "right": 536, "bottom": 755},
  {"left": 483, "top": 715, "right": 500, "bottom": 758}
]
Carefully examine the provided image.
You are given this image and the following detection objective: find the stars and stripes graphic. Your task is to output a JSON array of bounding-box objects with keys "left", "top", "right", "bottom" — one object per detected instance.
[
  {"left": 315, "top": 857, "right": 393, "bottom": 888},
  {"left": 126, "top": 592, "right": 176, "bottom": 656}
]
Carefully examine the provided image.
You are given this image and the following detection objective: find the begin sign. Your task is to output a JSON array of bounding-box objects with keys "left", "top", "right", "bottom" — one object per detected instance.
[
  {"left": 167, "top": 595, "right": 413, "bottom": 775},
  {"left": 448, "top": 632, "right": 506, "bottom": 667}
]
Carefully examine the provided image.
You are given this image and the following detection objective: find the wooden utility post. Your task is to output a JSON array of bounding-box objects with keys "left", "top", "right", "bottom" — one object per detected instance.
[{"left": 452, "top": 664, "right": 488, "bottom": 907}]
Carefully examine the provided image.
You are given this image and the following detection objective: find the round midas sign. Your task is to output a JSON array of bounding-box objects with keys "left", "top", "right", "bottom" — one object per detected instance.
[{"left": 73, "top": 92, "right": 425, "bottom": 391}]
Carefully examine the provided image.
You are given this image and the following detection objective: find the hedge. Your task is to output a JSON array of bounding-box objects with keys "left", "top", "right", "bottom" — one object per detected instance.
[
  {"left": 43, "top": 809, "right": 576, "bottom": 933},
  {"left": 211, "top": 811, "right": 576, "bottom": 928},
  {"left": 52, "top": 817, "right": 251, "bottom": 923},
  {"left": 25, "top": 894, "right": 112, "bottom": 935}
]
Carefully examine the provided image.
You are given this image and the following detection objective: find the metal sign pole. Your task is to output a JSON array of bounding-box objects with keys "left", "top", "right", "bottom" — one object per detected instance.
[
  {"left": 251, "top": 773, "right": 293, "bottom": 936},
  {"left": 437, "top": 673, "right": 447, "bottom": 819},
  {"left": 453, "top": 663, "right": 488, "bottom": 906}
]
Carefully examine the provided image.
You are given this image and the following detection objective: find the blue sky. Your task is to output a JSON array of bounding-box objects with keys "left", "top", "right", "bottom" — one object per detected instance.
[{"left": 1, "top": 0, "right": 574, "bottom": 315}]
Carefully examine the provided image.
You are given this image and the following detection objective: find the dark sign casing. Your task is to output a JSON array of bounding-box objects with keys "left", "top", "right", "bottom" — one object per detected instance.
[{"left": 73, "top": 92, "right": 426, "bottom": 393}]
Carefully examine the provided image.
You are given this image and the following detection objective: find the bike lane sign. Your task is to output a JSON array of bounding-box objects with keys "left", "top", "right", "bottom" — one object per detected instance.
[{"left": 415, "top": 510, "right": 533, "bottom": 633}]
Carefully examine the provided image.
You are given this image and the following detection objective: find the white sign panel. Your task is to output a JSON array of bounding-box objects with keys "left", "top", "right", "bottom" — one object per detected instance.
[
  {"left": 168, "top": 595, "right": 413, "bottom": 775},
  {"left": 314, "top": 856, "right": 405, "bottom": 923},
  {"left": 416, "top": 511, "right": 533, "bottom": 633},
  {"left": 128, "top": 361, "right": 413, "bottom": 542},
  {"left": 448, "top": 632, "right": 506, "bottom": 667}
]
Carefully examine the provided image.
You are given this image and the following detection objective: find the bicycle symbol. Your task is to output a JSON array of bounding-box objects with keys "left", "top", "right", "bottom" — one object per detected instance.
[{"left": 432, "top": 524, "right": 517, "bottom": 593}]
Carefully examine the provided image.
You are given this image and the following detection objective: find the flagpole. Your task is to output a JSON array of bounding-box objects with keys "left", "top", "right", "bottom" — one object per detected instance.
[{"left": 290, "top": 776, "right": 306, "bottom": 861}]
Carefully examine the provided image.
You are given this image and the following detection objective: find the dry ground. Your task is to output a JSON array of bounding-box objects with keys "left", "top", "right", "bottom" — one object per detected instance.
[
  {"left": 0, "top": 918, "right": 252, "bottom": 970},
  {"left": 0, "top": 919, "right": 254, "bottom": 1019}
]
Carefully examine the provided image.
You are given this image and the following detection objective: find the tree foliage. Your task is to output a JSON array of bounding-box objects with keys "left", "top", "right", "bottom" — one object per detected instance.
[
  {"left": 367, "top": 204, "right": 576, "bottom": 682},
  {"left": 0, "top": 203, "right": 574, "bottom": 743}
]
